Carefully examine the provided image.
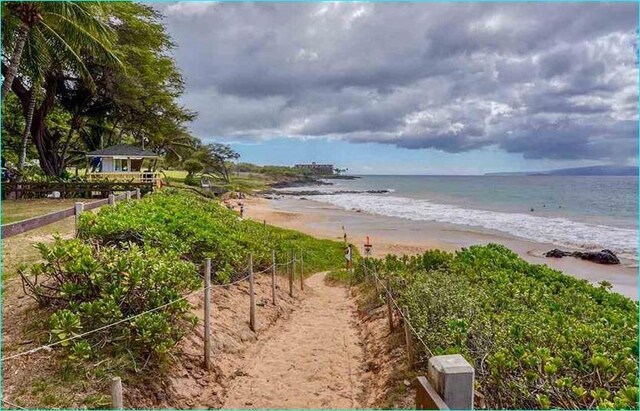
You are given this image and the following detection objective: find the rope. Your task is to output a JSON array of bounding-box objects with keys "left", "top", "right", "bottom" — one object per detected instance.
[
  {"left": 362, "top": 259, "right": 434, "bottom": 357},
  {"left": 2, "top": 260, "right": 263, "bottom": 363},
  {"left": 1, "top": 287, "right": 207, "bottom": 363},
  {"left": 1, "top": 399, "right": 28, "bottom": 410},
  {"left": 3, "top": 253, "right": 298, "bottom": 363},
  {"left": 211, "top": 272, "right": 252, "bottom": 287}
]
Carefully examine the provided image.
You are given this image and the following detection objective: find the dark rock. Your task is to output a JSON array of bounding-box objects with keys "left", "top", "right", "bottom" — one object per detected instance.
[
  {"left": 545, "top": 249, "right": 571, "bottom": 258},
  {"left": 572, "top": 249, "right": 620, "bottom": 265},
  {"left": 544, "top": 249, "right": 620, "bottom": 265}
]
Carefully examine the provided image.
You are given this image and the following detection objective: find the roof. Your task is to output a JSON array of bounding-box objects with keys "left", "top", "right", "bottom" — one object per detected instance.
[{"left": 85, "top": 144, "right": 159, "bottom": 158}]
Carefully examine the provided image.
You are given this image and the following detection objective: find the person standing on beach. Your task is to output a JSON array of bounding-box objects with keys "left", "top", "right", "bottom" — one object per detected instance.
[{"left": 240, "top": 203, "right": 245, "bottom": 219}]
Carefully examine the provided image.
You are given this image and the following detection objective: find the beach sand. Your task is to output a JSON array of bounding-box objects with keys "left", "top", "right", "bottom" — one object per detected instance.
[{"left": 243, "top": 196, "right": 638, "bottom": 300}]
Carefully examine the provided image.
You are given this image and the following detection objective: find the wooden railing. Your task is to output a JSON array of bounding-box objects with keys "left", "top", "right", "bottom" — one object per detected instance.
[
  {"left": 86, "top": 171, "right": 161, "bottom": 184},
  {"left": 1, "top": 191, "right": 137, "bottom": 238},
  {"left": 416, "top": 376, "right": 449, "bottom": 410},
  {"left": 1, "top": 181, "right": 154, "bottom": 199}
]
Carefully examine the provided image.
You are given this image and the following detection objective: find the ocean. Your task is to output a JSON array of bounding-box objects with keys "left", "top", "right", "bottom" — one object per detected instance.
[{"left": 286, "top": 175, "right": 639, "bottom": 262}]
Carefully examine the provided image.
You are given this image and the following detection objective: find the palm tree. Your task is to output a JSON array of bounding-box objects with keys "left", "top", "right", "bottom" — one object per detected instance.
[
  {"left": 2, "top": 1, "right": 121, "bottom": 175},
  {"left": 2, "top": 1, "right": 116, "bottom": 99}
]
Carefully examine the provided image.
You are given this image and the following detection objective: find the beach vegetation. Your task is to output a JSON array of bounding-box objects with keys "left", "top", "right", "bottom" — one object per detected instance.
[
  {"left": 356, "top": 244, "right": 638, "bottom": 409},
  {"left": 18, "top": 190, "right": 346, "bottom": 370}
]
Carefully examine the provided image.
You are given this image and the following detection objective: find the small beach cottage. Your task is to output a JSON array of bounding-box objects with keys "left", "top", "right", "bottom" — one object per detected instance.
[{"left": 85, "top": 144, "right": 161, "bottom": 184}]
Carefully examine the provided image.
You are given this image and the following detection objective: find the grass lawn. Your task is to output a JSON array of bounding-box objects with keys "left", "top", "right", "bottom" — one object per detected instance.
[{"left": 1, "top": 199, "right": 89, "bottom": 224}]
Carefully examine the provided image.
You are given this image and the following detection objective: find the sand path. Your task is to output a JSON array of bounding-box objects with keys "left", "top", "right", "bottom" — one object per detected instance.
[{"left": 221, "top": 272, "right": 366, "bottom": 408}]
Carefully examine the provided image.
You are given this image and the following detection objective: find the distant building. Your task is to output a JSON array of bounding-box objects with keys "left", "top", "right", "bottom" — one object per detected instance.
[{"left": 294, "top": 162, "right": 334, "bottom": 175}]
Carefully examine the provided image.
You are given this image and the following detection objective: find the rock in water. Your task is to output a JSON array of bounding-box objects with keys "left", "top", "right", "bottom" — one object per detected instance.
[
  {"left": 544, "top": 249, "right": 620, "bottom": 265},
  {"left": 572, "top": 249, "right": 620, "bottom": 265},
  {"left": 545, "top": 249, "right": 570, "bottom": 258}
]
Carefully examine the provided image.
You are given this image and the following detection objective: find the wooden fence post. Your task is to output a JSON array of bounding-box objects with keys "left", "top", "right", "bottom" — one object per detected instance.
[
  {"left": 249, "top": 254, "right": 257, "bottom": 332},
  {"left": 386, "top": 277, "right": 394, "bottom": 332},
  {"left": 126, "top": 190, "right": 132, "bottom": 200},
  {"left": 74, "top": 202, "right": 84, "bottom": 235},
  {"left": 135, "top": 188, "right": 141, "bottom": 200},
  {"left": 403, "top": 306, "right": 414, "bottom": 366},
  {"left": 111, "top": 376, "right": 123, "bottom": 409},
  {"left": 271, "top": 250, "right": 277, "bottom": 305},
  {"left": 300, "top": 252, "right": 304, "bottom": 291},
  {"left": 108, "top": 194, "right": 116, "bottom": 206},
  {"left": 204, "top": 258, "right": 212, "bottom": 371},
  {"left": 289, "top": 250, "right": 294, "bottom": 297}
]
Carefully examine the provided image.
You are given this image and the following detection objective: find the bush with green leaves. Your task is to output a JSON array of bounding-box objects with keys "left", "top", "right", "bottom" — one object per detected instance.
[
  {"left": 20, "top": 237, "right": 200, "bottom": 366},
  {"left": 356, "top": 244, "right": 638, "bottom": 409},
  {"left": 77, "top": 189, "right": 346, "bottom": 282}
]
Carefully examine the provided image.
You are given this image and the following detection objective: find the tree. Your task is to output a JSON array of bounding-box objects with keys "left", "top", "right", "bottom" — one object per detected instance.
[
  {"left": 2, "top": 1, "right": 119, "bottom": 176},
  {"left": 2, "top": 1, "right": 116, "bottom": 99},
  {"left": 195, "top": 143, "right": 240, "bottom": 183},
  {"left": 183, "top": 158, "right": 204, "bottom": 177}
]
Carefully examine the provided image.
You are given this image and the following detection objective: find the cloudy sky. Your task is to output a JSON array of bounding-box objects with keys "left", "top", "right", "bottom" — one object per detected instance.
[{"left": 153, "top": 1, "right": 638, "bottom": 174}]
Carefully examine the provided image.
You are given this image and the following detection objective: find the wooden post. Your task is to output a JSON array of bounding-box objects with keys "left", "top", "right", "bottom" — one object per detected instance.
[
  {"left": 135, "top": 188, "right": 141, "bottom": 200},
  {"left": 403, "top": 306, "right": 414, "bottom": 366},
  {"left": 271, "top": 250, "right": 277, "bottom": 305},
  {"left": 300, "top": 252, "right": 304, "bottom": 291},
  {"left": 74, "top": 202, "right": 84, "bottom": 235},
  {"left": 108, "top": 193, "right": 116, "bottom": 206},
  {"left": 111, "top": 376, "right": 123, "bottom": 409},
  {"left": 386, "top": 277, "right": 394, "bottom": 332},
  {"left": 249, "top": 254, "right": 257, "bottom": 332},
  {"left": 289, "top": 250, "right": 294, "bottom": 297},
  {"left": 204, "top": 258, "right": 212, "bottom": 371},
  {"left": 126, "top": 190, "right": 132, "bottom": 200}
]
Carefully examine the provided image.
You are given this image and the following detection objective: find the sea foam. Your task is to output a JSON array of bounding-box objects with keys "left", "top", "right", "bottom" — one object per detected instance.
[{"left": 312, "top": 193, "right": 638, "bottom": 261}]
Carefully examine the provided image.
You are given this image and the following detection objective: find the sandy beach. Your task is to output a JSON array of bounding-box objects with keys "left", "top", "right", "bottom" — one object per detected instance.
[{"left": 243, "top": 196, "right": 638, "bottom": 300}]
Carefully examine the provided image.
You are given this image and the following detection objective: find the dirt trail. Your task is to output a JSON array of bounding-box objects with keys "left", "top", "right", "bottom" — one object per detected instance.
[{"left": 221, "top": 272, "right": 367, "bottom": 408}]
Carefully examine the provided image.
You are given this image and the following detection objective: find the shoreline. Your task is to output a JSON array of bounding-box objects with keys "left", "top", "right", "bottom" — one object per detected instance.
[{"left": 243, "top": 196, "right": 638, "bottom": 300}]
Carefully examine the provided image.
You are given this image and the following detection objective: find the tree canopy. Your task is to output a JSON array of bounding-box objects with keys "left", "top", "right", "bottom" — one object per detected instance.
[{"left": 1, "top": 1, "right": 211, "bottom": 179}]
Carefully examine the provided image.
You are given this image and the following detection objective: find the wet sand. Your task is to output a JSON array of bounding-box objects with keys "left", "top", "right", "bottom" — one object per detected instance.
[{"left": 243, "top": 196, "right": 638, "bottom": 300}]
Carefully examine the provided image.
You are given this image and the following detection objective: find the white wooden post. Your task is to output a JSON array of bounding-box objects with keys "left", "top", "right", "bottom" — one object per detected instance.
[
  {"left": 271, "top": 250, "right": 277, "bottom": 305},
  {"left": 403, "top": 306, "right": 414, "bottom": 366},
  {"left": 289, "top": 250, "right": 294, "bottom": 297},
  {"left": 108, "top": 193, "right": 116, "bottom": 206},
  {"left": 427, "top": 354, "right": 475, "bottom": 410},
  {"left": 126, "top": 190, "right": 132, "bottom": 200},
  {"left": 74, "top": 202, "right": 84, "bottom": 235},
  {"left": 249, "top": 254, "right": 257, "bottom": 332},
  {"left": 386, "top": 277, "right": 394, "bottom": 332},
  {"left": 111, "top": 376, "right": 123, "bottom": 409},
  {"left": 300, "top": 252, "right": 304, "bottom": 290},
  {"left": 135, "top": 188, "right": 141, "bottom": 200},
  {"left": 204, "top": 258, "right": 212, "bottom": 371}
]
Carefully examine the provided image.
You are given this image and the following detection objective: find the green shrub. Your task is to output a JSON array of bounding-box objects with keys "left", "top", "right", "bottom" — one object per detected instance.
[
  {"left": 20, "top": 237, "right": 200, "bottom": 365},
  {"left": 355, "top": 244, "right": 638, "bottom": 409},
  {"left": 78, "top": 189, "right": 346, "bottom": 282}
]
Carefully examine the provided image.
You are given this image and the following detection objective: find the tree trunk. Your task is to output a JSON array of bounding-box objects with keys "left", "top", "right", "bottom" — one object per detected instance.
[
  {"left": 2, "top": 23, "right": 30, "bottom": 101},
  {"left": 29, "top": 75, "right": 64, "bottom": 176},
  {"left": 18, "top": 83, "right": 38, "bottom": 172}
]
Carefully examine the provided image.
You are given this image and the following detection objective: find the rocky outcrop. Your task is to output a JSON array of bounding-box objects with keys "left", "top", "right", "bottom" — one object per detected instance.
[{"left": 544, "top": 249, "right": 620, "bottom": 265}]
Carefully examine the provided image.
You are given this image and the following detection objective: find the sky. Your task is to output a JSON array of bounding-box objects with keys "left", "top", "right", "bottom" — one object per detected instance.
[{"left": 153, "top": 1, "right": 639, "bottom": 175}]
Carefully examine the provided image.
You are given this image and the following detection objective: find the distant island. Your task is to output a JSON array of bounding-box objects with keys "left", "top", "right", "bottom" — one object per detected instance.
[{"left": 486, "top": 165, "right": 638, "bottom": 176}]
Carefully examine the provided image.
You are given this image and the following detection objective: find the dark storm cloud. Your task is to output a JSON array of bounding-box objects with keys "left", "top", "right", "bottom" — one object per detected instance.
[{"left": 155, "top": 1, "right": 639, "bottom": 162}]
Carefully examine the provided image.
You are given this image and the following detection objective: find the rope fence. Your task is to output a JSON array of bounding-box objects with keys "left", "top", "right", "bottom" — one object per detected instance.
[
  {"left": 2, "top": 250, "right": 302, "bottom": 409},
  {"left": 360, "top": 258, "right": 435, "bottom": 359}
]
